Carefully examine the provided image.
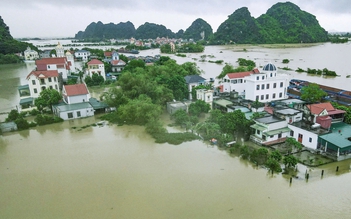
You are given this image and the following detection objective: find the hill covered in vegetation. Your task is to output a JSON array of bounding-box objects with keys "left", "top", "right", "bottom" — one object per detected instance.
[
  {"left": 183, "top": 18, "right": 213, "bottom": 41},
  {"left": 213, "top": 2, "right": 328, "bottom": 44},
  {"left": 74, "top": 2, "right": 328, "bottom": 44},
  {"left": 0, "top": 16, "right": 34, "bottom": 64},
  {"left": 75, "top": 21, "right": 136, "bottom": 41}
]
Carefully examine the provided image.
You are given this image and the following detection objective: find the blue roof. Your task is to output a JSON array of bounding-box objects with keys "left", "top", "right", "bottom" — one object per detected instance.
[{"left": 263, "top": 63, "right": 277, "bottom": 71}]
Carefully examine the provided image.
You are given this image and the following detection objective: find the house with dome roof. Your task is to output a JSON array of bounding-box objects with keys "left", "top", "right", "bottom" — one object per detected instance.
[{"left": 220, "top": 63, "right": 289, "bottom": 102}]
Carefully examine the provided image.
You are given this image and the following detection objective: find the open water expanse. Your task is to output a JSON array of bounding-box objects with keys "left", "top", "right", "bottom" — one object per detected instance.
[{"left": 1, "top": 41, "right": 351, "bottom": 218}]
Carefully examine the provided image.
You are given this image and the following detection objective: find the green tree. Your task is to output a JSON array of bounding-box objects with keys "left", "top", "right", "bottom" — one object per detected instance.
[
  {"left": 283, "top": 155, "right": 298, "bottom": 168},
  {"left": 123, "top": 59, "right": 145, "bottom": 72},
  {"left": 265, "top": 158, "right": 282, "bottom": 173},
  {"left": 171, "top": 109, "right": 189, "bottom": 126},
  {"left": 116, "top": 95, "right": 162, "bottom": 125},
  {"left": 100, "top": 87, "right": 129, "bottom": 108},
  {"left": 300, "top": 83, "right": 327, "bottom": 103},
  {"left": 251, "top": 147, "right": 269, "bottom": 165},
  {"left": 5, "top": 109, "right": 19, "bottom": 122},
  {"left": 222, "top": 110, "right": 250, "bottom": 139},
  {"left": 35, "top": 89, "right": 62, "bottom": 112},
  {"left": 193, "top": 122, "right": 221, "bottom": 139},
  {"left": 269, "top": 150, "right": 282, "bottom": 162},
  {"left": 188, "top": 100, "right": 211, "bottom": 117}
]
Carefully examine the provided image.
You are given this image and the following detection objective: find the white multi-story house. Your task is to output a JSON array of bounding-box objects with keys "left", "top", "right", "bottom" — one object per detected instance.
[
  {"left": 196, "top": 89, "right": 213, "bottom": 109},
  {"left": 52, "top": 83, "right": 94, "bottom": 120},
  {"left": 26, "top": 70, "right": 60, "bottom": 98},
  {"left": 220, "top": 63, "right": 289, "bottom": 102},
  {"left": 23, "top": 46, "right": 39, "bottom": 61},
  {"left": 87, "top": 59, "right": 106, "bottom": 80},
  {"left": 184, "top": 75, "right": 206, "bottom": 100},
  {"left": 35, "top": 57, "right": 71, "bottom": 83},
  {"left": 245, "top": 63, "right": 289, "bottom": 102},
  {"left": 221, "top": 69, "right": 260, "bottom": 95},
  {"left": 75, "top": 50, "right": 90, "bottom": 61},
  {"left": 110, "top": 51, "right": 126, "bottom": 72}
]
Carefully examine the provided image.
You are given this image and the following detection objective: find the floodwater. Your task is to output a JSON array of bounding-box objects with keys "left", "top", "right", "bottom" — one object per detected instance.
[{"left": 1, "top": 42, "right": 351, "bottom": 218}]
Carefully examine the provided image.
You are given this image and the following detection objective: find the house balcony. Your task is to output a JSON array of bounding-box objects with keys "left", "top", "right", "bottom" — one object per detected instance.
[{"left": 250, "top": 135, "right": 264, "bottom": 145}]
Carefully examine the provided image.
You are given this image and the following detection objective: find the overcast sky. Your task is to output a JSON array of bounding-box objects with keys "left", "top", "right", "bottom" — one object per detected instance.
[{"left": 1, "top": 0, "right": 350, "bottom": 38}]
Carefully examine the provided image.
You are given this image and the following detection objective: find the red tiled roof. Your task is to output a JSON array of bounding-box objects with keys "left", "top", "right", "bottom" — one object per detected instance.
[
  {"left": 226, "top": 69, "right": 259, "bottom": 79},
  {"left": 35, "top": 57, "right": 67, "bottom": 65},
  {"left": 64, "top": 84, "right": 89, "bottom": 96},
  {"left": 88, "top": 59, "right": 103, "bottom": 65},
  {"left": 26, "top": 70, "right": 59, "bottom": 80},
  {"left": 111, "top": 60, "right": 126, "bottom": 65},
  {"left": 227, "top": 72, "right": 252, "bottom": 79},
  {"left": 307, "top": 102, "right": 335, "bottom": 115},
  {"left": 104, "top": 51, "right": 112, "bottom": 57}
]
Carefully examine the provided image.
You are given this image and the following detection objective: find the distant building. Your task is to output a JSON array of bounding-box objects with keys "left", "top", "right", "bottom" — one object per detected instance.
[
  {"left": 23, "top": 46, "right": 39, "bottom": 61},
  {"left": 75, "top": 50, "right": 90, "bottom": 61},
  {"left": 87, "top": 59, "right": 106, "bottom": 80}
]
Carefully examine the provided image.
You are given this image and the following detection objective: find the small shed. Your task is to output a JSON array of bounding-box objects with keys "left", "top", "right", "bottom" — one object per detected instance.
[
  {"left": 167, "top": 101, "right": 188, "bottom": 114},
  {"left": 0, "top": 122, "right": 18, "bottom": 133}
]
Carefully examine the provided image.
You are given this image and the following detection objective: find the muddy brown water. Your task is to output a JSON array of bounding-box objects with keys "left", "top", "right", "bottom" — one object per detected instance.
[{"left": 1, "top": 43, "right": 351, "bottom": 218}]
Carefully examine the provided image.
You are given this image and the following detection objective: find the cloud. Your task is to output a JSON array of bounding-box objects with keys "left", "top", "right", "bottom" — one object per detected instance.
[{"left": 1, "top": 0, "right": 350, "bottom": 38}]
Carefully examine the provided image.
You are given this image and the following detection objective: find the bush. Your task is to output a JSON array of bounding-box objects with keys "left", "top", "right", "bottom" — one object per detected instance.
[
  {"left": 282, "top": 59, "right": 290, "bottom": 63},
  {"left": 153, "top": 132, "right": 200, "bottom": 145},
  {"left": 29, "top": 109, "right": 40, "bottom": 116},
  {"left": 35, "top": 114, "right": 63, "bottom": 126}
]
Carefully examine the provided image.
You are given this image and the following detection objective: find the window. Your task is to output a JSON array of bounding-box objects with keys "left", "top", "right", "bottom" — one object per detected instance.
[
  {"left": 48, "top": 77, "right": 52, "bottom": 82},
  {"left": 261, "top": 84, "right": 265, "bottom": 90},
  {"left": 48, "top": 65, "right": 50, "bottom": 69},
  {"left": 261, "top": 95, "right": 264, "bottom": 100},
  {"left": 49, "top": 86, "right": 53, "bottom": 89},
  {"left": 273, "top": 83, "right": 277, "bottom": 88},
  {"left": 32, "top": 80, "right": 36, "bottom": 85},
  {"left": 55, "top": 85, "right": 58, "bottom": 90},
  {"left": 77, "top": 111, "right": 81, "bottom": 117},
  {"left": 54, "top": 77, "right": 57, "bottom": 82},
  {"left": 309, "top": 137, "right": 312, "bottom": 143},
  {"left": 68, "top": 112, "right": 73, "bottom": 119},
  {"left": 273, "top": 93, "right": 276, "bottom": 99},
  {"left": 290, "top": 130, "right": 294, "bottom": 137},
  {"left": 256, "top": 85, "right": 260, "bottom": 90},
  {"left": 34, "top": 88, "right": 37, "bottom": 93},
  {"left": 279, "top": 92, "right": 283, "bottom": 98},
  {"left": 266, "top": 94, "right": 269, "bottom": 99},
  {"left": 257, "top": 130, "right": 260, "bottom": 135},
  {"left": 270, "top": 73, "right": 272, "bottom": 77},
  {"left": 238, "top": 79, "right": 243, "bottom": 83},
  {"left": 278, "top": 133, "right": 282, "bottom": 138},
  {"left": 231, "top": 79, "right": 237, "bottom": 84},
  {"left": 266, "top": 83, "right": 270, "bottom": 89},
  {"left": 262, "top": 76, "right": 265, "bottom": 80},
  {"left": 256, "top": 76, "right": 259, "bottom": 80},
  {"left": 256, "top": 96, "right": 259, "bottom": 101},
  {"left": 280, "top": 82, "right": 283, "bottom": 87}
]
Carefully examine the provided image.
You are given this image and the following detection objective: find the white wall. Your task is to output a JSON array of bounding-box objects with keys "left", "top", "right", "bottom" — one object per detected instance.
[
  {"left": 288, "top": 124, "right": 318, "bottom": 150},
  {"left": 58, "top": 107, "right": 94, "bottom": 120}
]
